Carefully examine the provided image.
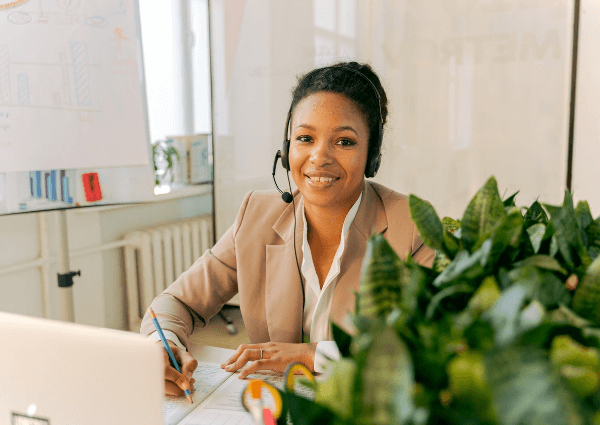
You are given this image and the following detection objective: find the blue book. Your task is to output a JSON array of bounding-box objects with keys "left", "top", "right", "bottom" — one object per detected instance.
[
  {"left": 60, "top": 170, "right": 66, "bottom": 201},
  {"left": 34, "top": 171, "right": 42, "bottom": 198},
  {"left": 63, "top": 177, "right": 71, "bottom": 203},
  {"left": 45, "top": 174, "right": 50, "bottom": 199},
  {"left": 50, "top": 170, "right": 57, "bottom": 201}
]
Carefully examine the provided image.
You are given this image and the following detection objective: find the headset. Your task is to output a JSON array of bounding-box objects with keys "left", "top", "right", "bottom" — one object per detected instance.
[{"left": 270, "top": 65, "right": 384, "bottom": 342}]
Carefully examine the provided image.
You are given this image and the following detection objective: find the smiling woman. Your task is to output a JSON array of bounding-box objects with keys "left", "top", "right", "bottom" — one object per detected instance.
[{"left": 140, "top": 61, "right": 435, "bottom": 397}]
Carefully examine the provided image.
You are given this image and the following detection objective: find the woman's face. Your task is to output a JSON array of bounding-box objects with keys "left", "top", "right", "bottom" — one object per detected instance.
[{"left": 289, "top": 91, "right": 369, "bottom": 210}]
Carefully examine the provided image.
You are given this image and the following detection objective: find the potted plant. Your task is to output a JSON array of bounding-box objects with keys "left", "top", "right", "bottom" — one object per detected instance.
[
  {"left": 152, "top": 139, "right": 180, "bottom": 187},
  {"left": 279, "top": 176, "right": 600, "bottom": 425}
]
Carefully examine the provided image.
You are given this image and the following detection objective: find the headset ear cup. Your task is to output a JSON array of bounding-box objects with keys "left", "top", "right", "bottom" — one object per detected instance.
[
  {"left": 281, "top": 139, "right": 291, "bottom": 171},
  {"left": 366, "top": 153, "right": 381, "bottom": 178}
]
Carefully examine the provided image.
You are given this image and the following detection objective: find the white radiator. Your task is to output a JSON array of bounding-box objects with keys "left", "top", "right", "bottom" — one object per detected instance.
[{"left": 123, "top": 216, "right": 213, "bottom": 331}]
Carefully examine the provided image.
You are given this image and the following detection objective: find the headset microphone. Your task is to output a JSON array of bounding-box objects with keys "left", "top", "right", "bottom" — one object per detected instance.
[{"left": 272, "top": 150, "right": 293, "bottom": 203}]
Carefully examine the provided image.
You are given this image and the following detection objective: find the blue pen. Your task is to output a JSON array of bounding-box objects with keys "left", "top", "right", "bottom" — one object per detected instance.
[{"left": 149, "top": 307, "right": 193, "bottom": 403}]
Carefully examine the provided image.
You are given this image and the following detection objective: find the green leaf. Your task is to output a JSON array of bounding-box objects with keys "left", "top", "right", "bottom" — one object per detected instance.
[
  {"left": 358, "top": 234, "right": 408, "bottom": 320},
  {"left": 535, "top": 272, "right": 571, "bottom": 309},
  {"left": 575, "top": 201, "right": 594, "bottom": 235},
  {"left": 572, "top": 256, "right": 600, "bottom": 325},
  {"left": 549, "top": 305, "right": 592, "bottom": 329},
  {"left": 527, "top": 223, "right": 546, "bottom": 254},
  {"left": 283, "top": 390, "right": 349, "bottom": 425},
  {"left": 400, "top": 261, "right": 428, "bottom": 319},
  {"left": 441, "top": 216, "right": 462, "bottom": 232},
  {"left": 357, "top": 327, "right": 414, "bottom": 425},
  {"left": 524, "top": 200, "right": 549, "bottom": 223},
  {"left": 486, "top": 212, "right": 524, "bottom": 266},
  {"left": 468, "top": 276, "right": 502, "bottom": 314},
  {"left": 503, "top": 190, "right": 519, "bottom": 207},
  {"left": 315, "top": 357, "right": 357, "bottom": 420},
  {"left": 432, "top": 239, "right": 492, "bottom": 287},
  {"left": 426, "top": 283, "right": 474, "bottom": 320},
  {"left": 485, "top": 345, "right": 589, "bottom": 425},
  {"left": 545, "top": 192, "right": 592, "bottom": 268},
  {"left": 461, "top": 176, "right": 507, "bottom": 252},
  {"left": 432, "top": 250, "right": 451, "bottom": 273},
  {"left": 514, "top": 255, "right": 568, "bottom": 275},
  {"left": 483, "top": 283, "right": 530, "bottom": 346},
  {"left": 331, "top": 322, "right": 352, "bottom": 358},
  {"left": 409, "top": 195, "right": 458, "bottom": 257}
]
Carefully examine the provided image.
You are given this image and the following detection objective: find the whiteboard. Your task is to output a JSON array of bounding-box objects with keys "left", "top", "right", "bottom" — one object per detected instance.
[{"left": 0, "top": 0, "right": 149, "bottom": 173}]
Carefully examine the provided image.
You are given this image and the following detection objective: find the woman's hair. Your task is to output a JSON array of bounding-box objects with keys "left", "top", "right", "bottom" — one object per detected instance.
[{"left": 289, "top": 61, "right": 388, "bottom": 163}]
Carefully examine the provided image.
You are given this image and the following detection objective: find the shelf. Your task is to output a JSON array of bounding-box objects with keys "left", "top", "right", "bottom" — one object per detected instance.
[{"left": 72, "top": 183, "right": 213, "bottom": 214}]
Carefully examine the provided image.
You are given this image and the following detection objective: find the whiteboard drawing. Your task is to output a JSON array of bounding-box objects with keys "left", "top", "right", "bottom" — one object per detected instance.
[
  {"left": 69, "top": 41, "right": 91, "bottom": 107},
  {"left": 85, "top": 15, "right": 106, "bottom": 28},
  {"left": 114, "top": 0, "right": 125, "bottom": 14},
  {"left": 56, "top": 0, "right": 79, "bottom": 12},
  {"left": 7, "top": 11, "right": 30, "bottom": 24},
  {"left": 0, "top": 45, "right": 10, "bottom": 104},
  {"left": 0, "top": 0, "right": 149, "bottom": 173},
  {"left": 17, "top": 73, "right": 29, "bottom": 104},
  {"left": 59, "top": 52, "right": 71, "bottom": 106},
  {"left": 111, "top": 27, "right": 129, "bottom": 51},
  {"left": 0, "top": 111, "right": 9, "bottom": 132},
  {"left": 0, "top": 0, "right": 31, "bottom": 11}
]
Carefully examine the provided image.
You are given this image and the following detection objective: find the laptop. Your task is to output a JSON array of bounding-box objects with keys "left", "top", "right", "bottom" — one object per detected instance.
[{"left": 0, "top": 312, "right": 164, "bottom": 425}]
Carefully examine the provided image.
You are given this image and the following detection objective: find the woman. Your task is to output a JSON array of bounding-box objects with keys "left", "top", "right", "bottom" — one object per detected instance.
[{"left": 140, "top": 61, "right": 434, "bottom": 397}]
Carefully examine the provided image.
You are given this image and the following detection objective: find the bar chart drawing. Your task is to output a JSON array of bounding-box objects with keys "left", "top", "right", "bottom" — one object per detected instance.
[
  {"left": 29, "top": 169, "right": 73, "bottom": 203},
  {"left": 59, "top": 52, "right": 72, "bottom": 106},
  {"left": 0, "top": 45, "right": 10, "bottom": 104},
  {"left": 70, "top": 41, "right": 91, "bottom": 107},
  {"left": 17, "top": 73, "right": 29, "bottom": 104}
]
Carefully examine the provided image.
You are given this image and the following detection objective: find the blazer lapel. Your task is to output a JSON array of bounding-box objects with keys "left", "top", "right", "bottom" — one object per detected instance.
[
  {"left": 330, "top": 181, "right": 388, "bottom": 333},
  {"left": 265, "top": 192, "right": 304, "bottom": 343}
]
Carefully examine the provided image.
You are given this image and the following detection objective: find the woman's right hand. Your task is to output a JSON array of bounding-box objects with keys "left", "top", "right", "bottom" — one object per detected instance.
[{"left": 159, "top": 340, "right": 198, "bottom": 397}]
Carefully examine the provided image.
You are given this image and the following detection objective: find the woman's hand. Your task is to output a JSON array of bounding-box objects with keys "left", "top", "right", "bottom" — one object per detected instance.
[
  {"left": 159, "top": 340, "right": 198, "bottom": 397},
  {"left": 221, "top": 342, "right": 317, "bottom": 379}
]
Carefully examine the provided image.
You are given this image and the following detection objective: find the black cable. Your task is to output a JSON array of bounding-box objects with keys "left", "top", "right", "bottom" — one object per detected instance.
[{"left": 286, "top": 169, "right": 305, "bottom": 342}]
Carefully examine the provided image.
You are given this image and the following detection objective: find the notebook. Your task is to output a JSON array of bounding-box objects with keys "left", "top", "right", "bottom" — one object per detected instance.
[{"left": 0, "top": 311, "right": 164, "bottom": 425}]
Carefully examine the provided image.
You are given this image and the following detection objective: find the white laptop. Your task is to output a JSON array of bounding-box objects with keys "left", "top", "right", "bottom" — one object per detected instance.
[{"left": 0, "top": 312, "right": 164, "bottom": 425}]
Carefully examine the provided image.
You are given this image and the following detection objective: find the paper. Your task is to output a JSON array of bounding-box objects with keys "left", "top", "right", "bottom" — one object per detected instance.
[
  {"left": 166, "top": 362, "right": 316, "bottom": 425},
  {"left": 163, "top": 362, "right": 233, "bottom": 425}
]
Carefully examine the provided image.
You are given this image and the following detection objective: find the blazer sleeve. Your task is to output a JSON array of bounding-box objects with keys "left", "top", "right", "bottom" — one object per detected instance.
[{"left": 139, "top": 191, "right": 254, "bottom": 349}]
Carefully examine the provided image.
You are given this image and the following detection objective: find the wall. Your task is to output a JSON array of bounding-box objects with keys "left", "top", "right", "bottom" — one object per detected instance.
[
  {"left": 211, "top": 0, "right": 575, "bottom": 239},
  {"left": 0, "top": 190, "right": 212, "bottom": 330}
]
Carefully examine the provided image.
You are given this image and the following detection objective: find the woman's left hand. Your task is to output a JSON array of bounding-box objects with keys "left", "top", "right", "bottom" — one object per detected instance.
[{"left": 220, "top": 342, "right": 317, "bottom": 379}]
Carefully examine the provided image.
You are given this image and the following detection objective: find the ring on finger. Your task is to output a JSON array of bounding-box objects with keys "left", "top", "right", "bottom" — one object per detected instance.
[{"left": 259, "top": 348, "right": 263, "bottom": 360}]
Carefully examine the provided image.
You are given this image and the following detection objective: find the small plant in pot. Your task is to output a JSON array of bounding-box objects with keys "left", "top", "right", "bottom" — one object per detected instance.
[
  {"left": 276, "top": 176, "right": 600, "bottom": 425},
  {"left": 152, "top": 139, "right": 180, "bottom": 186}
]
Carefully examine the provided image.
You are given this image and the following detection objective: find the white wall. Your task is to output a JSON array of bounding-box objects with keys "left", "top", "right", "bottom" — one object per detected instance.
[
  {"left": 211, "top": 0, "right": 575, "bottom": 238},
  {"left": 0, "top": 192, "right": 212, "bottom": 330},
  {"left": 572, "top": 0, "right": 600, "bottom": 215}
]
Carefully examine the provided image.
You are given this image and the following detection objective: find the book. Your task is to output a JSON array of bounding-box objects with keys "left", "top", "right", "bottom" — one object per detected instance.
[
  {"left": 164, "top": 361, "right": 315, "bottom": 425},
  {"left": 168, "top": 134, "right": 212, "bottom": 185}
]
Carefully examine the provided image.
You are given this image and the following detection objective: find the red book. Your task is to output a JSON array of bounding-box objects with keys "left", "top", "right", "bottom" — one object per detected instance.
[{"left": 82, "top": 172, "right": 103, "bottom": 202}]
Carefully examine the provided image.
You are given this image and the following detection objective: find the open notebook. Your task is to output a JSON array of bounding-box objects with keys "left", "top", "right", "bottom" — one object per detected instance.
[{"left": 164, "top": 361, "right": 315, "bottom": 425}]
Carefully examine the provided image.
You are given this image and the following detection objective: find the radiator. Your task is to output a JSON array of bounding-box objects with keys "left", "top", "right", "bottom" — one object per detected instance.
[{"left": 123, "top": 216, "right": 213, "bottom": 331}]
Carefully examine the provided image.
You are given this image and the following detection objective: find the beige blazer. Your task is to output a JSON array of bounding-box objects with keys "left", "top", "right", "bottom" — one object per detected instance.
[{"left": 140, "top": 181, "right": 434, "bottom": 348}]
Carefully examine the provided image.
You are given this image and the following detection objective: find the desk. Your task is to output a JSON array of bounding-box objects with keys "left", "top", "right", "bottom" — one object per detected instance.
[{"left": 188, "top": 343, "right": 235, "bottom": 363}]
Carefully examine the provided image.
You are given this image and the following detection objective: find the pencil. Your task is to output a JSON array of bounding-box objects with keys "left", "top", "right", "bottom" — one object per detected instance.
[{"left": 149, "top": 307, "right": 193, "bottom": 403}]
